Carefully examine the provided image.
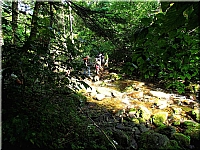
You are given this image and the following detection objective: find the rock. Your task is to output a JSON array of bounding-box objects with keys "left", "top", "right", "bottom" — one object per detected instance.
[
  {"left": 127, "top": 91, "right": 143, "bottom": 99},
  {"left": 152, "top": 112, "right": 168, "bottom": 127},
  {"left": 154, "top": 99, "right": 168, "bottom": 109},
  {"left": 121, "top": 96, "right": 130, "bottom": 105},
  {"left": 149, "top": 91, "right": 172, "bottom": 99},
  {"left": 137, "top": 124, "right": 149, "bottom": 133},
  {"left": 128, "top": 109, "right": 137, "bottom": 118},
  {"left": 191, "top": 107, "right": 200, "bottom": 122},
  {"left": 116, "top": 123, "right": 132, "bottom": 131},
  {"left": 155, "top": 125, "right": 176, "bottom": 138},
  {"left": 96, "top": 87, "right": 113, "bottom": 97},
  {"left": 136, "top": 106, "right": 151, "bottom": 121},
  {"left": 138, "top": 130, "right": 171, "bottom": 149},
  {"left": 184, "top": 122, "right": 200, "bottom": 149},
  {"left": 173, "top": 121, "right": 181, "bottom": 126},
  {"left": 131, "top": 118, "right": 140, "bottom": 124},
  {"left": 95, "top": 94, "right": 105, "bottom": 101},
  {"left": 112, "top": 129, "right": 129, "bottom": 147},
  {"left": 133, "top": 127, "right": 141, "bottom": 135},
  {"left": 172, "top": 107, "right": 182, "bottom": 115},
  {"left": 129, "top": 138, "right": 138, "bottom": 150},
  {"left": 171, "top": 133, "right": 190, "bottom": 148}
]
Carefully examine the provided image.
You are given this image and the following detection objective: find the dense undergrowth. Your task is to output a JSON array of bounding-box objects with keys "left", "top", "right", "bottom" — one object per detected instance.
[{"left": 2, "top": 80, "right": 115, "bottom": 149}]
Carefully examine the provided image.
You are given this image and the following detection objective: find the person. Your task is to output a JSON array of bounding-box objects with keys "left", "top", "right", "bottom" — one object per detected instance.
[
  {"left": 95, "top": 54, "right": 101, "bottom": 66},
  {"left": 83, "top": 55, "right": 91, "bottom": 76},
  {"left": 104, "top": 53, "right": 109, "bottom": 67},
  {"left": 95, "top": 61, "right": 101, "bottom": 75},
  {"left": 101, "top": 53, "right": 105, "bottom": 67}
]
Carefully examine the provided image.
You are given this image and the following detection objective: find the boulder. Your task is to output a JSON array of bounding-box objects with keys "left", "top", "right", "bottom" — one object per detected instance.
[
  {"left": 138, "top": 130, "right": 170, "bottom": 149},
  {"left": 171, "top": 133, "right": 190, "bottom": 148},
  {"left": 136, "top": 106, "right": 151, "bottom": 121},
  {"left": 183, "top": 122, "right": 200, "bottom": 149},
  {"left": 191, "top": 107, "right": 200, "bottom": 122},
  {"left": 155, "top": 125, "right": 176, "bottom": 138},
  {"left": 152, "top": 112, "right": 168, "bottom": 127},
  {"left": 95, "top": 94, "right": 105, "bottom": 101}
]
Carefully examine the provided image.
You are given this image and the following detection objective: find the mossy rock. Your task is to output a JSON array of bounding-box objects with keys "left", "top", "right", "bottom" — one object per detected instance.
[
  {"left": 155, "top": 125, "right": 176, "bottom": 138},
  {"left": 166, "top": 140, "right": 182, "bottom": 150},
  {"left": 183, "top": 120, "right": 199, "bottom": 127},
  {"left": 184, "top": 123, "right": 200, "bottom": 149},
  {"left": 112, "top": 129, "right": 129, "bottom": 147},
  {"left": 191, "top": 108, "right": 200, "bottom": 122},
  {"left": 137, "top": 106, "right": 151, "bottom": 121},
  {"left": 138, "top": 130, "right": 170, "bottom": 149},
  {"left": 173, "top": 121, "right": 181, "bottom": 126},
  {"left": 171, "top": 133, "right": 190, "bottom": 148},
  {"left": 152, "top": 112, "right": 168, "bottom": 127},
  {"left": 132, "top": 118, "right": 140, "bottom": 124},
  {"left": 138, "top": 118, "right": 146, "bottom": 124}
]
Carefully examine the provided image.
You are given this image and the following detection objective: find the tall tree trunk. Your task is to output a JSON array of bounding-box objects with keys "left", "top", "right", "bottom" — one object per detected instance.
[
  {"left": 68, "top": 1, "right": 74, "bottom": 44},
  {"left": 12, "top": 0, "right": 18, "bottom": 45},
  {"left": 23, "top": 1, "right": 41, "bottom": 51}
]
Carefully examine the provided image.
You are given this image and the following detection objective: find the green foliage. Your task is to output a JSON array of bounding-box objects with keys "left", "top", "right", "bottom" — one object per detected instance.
[{"left": 131, "top": 2, "right": 199, "bottom": 94}]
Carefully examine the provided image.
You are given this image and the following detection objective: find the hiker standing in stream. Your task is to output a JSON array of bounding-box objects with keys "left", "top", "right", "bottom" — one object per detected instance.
[{"left": 83, "top": 55, "right": 91, "bottom": 76}]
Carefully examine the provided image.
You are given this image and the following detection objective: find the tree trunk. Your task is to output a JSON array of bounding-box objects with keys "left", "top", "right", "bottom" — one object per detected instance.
[
  {"left": 23, "top": 1, "right": 41, "bottom": 51},
  {"left": 68, "top": 1, "right": 74, "bottom": 44},
  {"left": 12, "top": 0, "right": 18, "bottom": 45}
]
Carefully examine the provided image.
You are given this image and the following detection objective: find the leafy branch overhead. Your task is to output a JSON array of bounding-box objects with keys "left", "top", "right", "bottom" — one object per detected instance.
[{"left": 66, "top": 1, "right": 126, "bottom": 40}]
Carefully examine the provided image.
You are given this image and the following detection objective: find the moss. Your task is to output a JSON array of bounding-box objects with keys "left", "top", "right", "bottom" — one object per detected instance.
[
  {"left": 152, "top": 112, "right": 168, "bottom": 127},
  {"left": 165, "top": 140, "right": 181, "bottom": 150},
  {"left": 192, "top": 109, "right": 200, "bottom": 121},
  {"left": 173, "top": 121, "right": 181, "bottom": 126},
  {"left": 172, "top": 133, "right": 190, "bottom": 148},
  {"left": 183, "top": 120, "right": 199, "bottom": 127},
  {"left": 155, "top": 125, "right": 176, "bottom": 138},
  {"left": 132, "top": 118, "right": 140, "bottom": 124},
  {"left": 138, "top": 118, "right": 146, "bottom": 124},
  {"left": 138, "top": 130, "right": 170, "bottom": 149},
  {"left": 184, "top": 125, "right": 200, "bottom": 149}
]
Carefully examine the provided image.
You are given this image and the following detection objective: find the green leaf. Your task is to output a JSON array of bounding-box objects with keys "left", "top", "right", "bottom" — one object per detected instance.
[{"left": 185, "top": 73, "right": 191, "bottom": 80}]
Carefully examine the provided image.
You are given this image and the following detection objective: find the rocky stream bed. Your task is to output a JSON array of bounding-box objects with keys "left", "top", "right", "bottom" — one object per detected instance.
[{"left": 67, "top": 70, "right": 200, "bottom": 150}]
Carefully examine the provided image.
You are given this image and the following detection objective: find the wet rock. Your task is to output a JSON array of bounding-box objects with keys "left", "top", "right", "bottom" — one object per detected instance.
[
  {"left": 136, "top": 106, "right": 151, "bottom": 121},
  {"left": 149, "top": 91, "right": 172, "bottom": 99},
  {"left": 152, "top": 112, "right": 168, "bottom": 126},
  {"left": 96, "top": 87, "right": 113, "bottom": 97},
  {"left": 172, "top": 107, "right": 182, "bottom": 115},
  {"left": 112, "top": 129, "right": 129, "bottom": 147},
  {"left": 121, "top": 96, "right": 131, "bottom": 105},
  {"left": 154, "top": 98, "right": 168, "bottom": 109},
  {"left": 127, "top": 91, "right": 144, "bottom": 99},
  {"left": 171, "top": 133, "right": 190, "bottom": 148},
  {"left": 95, "top": 93, "right": 105, "bottom": 101}
]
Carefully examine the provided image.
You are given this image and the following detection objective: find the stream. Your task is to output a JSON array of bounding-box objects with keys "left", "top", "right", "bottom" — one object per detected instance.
[{"left": 69, "top": 69, "right": 200, "bottom": 149}]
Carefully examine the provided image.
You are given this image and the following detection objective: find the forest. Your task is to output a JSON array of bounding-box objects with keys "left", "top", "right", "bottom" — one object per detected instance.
[{"left": 1, "top": 0, "right": 200, "bottom": 150}]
